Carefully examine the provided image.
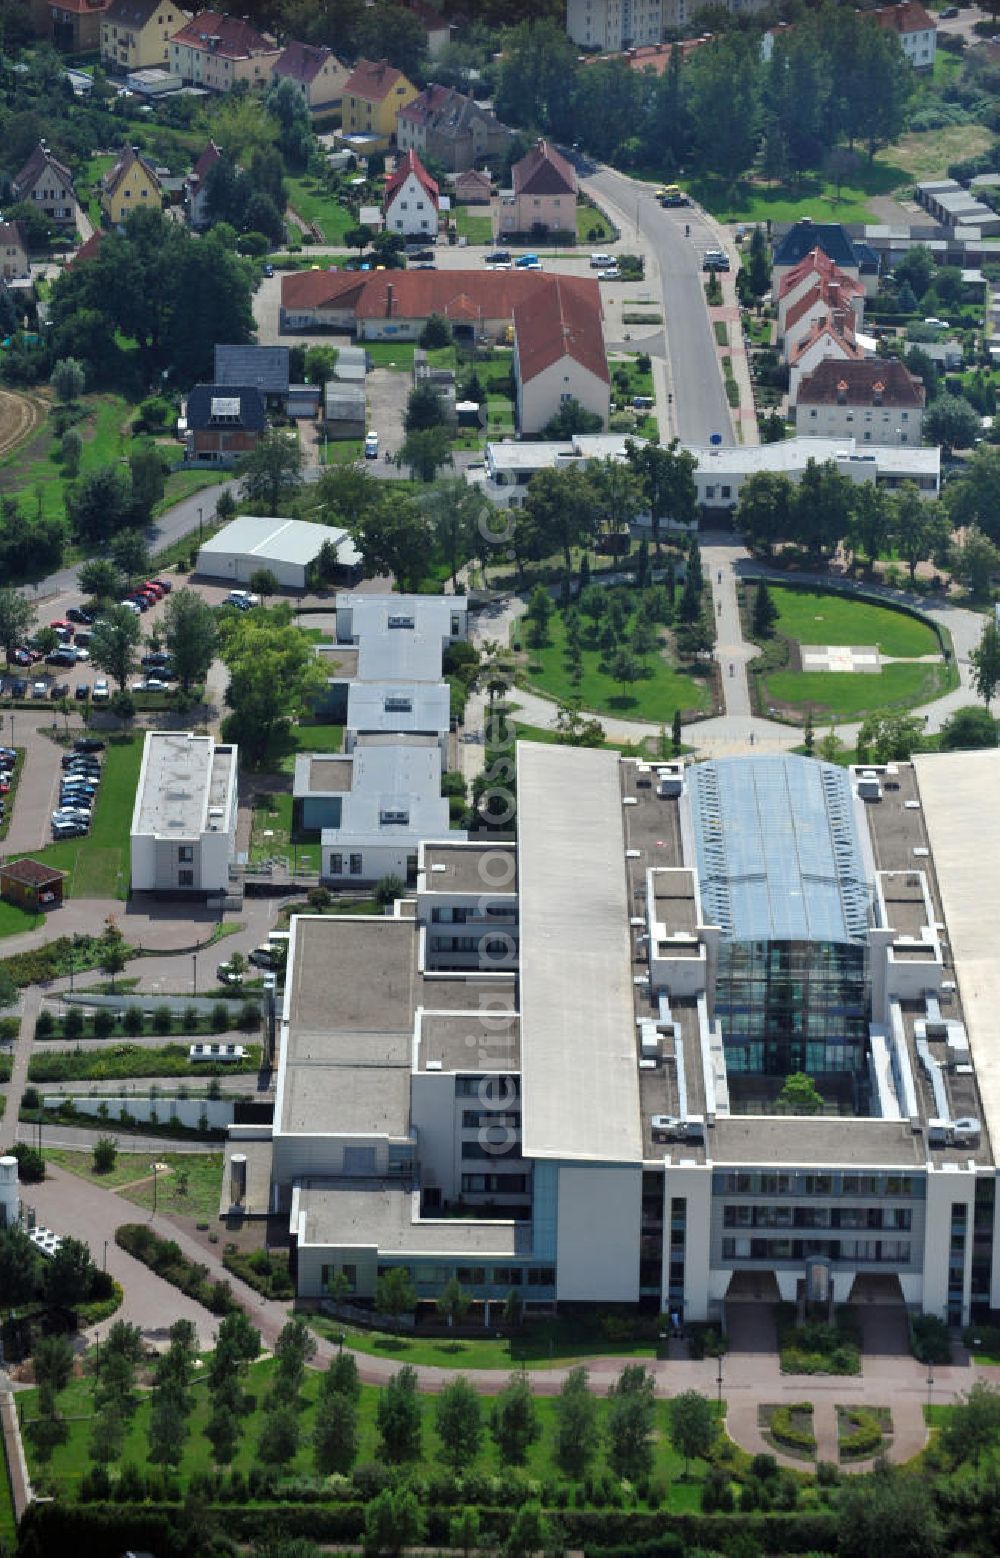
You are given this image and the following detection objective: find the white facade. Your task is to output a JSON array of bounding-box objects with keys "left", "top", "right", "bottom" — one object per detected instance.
[
  {"left": 197, "top": 515, "right": 359, "bottom": 590},
  {"left": 565, "top": 0, "right": 767, "bottom": 48},
  {"left": 789, "top": 330, "right": 861, "bottom": 399},
  {"left": 514, "top": 352, "right": 610, "bottom": 436},
  {"left": 130, "top": 732, "right": 238, "bottom": 895},
  {"left": 796, "top": 398, "right": 924, "bottom": 447},
  {"left": 336, "top": 592, "right": 467, "bottom": 647},
  {"left": 316, "top": 739, "right": 460, "bottom": 884},
  {"left": 384, "top": 169, "right": 438, "bottom": 238}
]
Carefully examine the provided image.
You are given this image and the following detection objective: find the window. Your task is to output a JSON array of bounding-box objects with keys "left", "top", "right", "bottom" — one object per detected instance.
[
  {"left": 178, "top": 845, "right": 194, "bottom": 863},
  {"left": 528, "top": 1267, "right": 555, "bottom": 1286},
  {"left": 328, "top": 853, "right": 343, "bottom": 875},
  {"left": 178, "top": 869, "right": 194, "bottom": 887},
  {"left": 456, "top": 1267, "right": 486, "bottom": 1285},
  {"left": 349, "top": 853, "right": 362, "bottom": 875}
]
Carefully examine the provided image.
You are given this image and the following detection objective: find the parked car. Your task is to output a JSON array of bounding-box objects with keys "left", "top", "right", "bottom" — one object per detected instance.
[
  {"left": 50, "top": 618, "right": 72, "bottom": 633},
  {"left": 514, "top": 255, "right": 541, "bottom": 269},
  {"left": 120, "top": 599, "right": 142, "bottom": 615},
  {"left": 74, "top": 684, "right": 90, "bottom": 701},
  {"left": 703, "top": 248, "right": 730, "bottom": 272},
  {"left": 590, "top": 252, "right": 614, "bottom": 268},
  {"left": 598, "top": 268, "right": 620, "bottom": 281},
  {"left": 31, "top": 680, "right": 47, "bottom": 699},
  {"left": 45, "top": 648, "right": 77, "bottom": 667},
  {"left": 0, "top": 747, "right": 15, "bottom": 761},
  {"left": 50, "top": 683, "right": 70, "bottom": 700},
  {"left": 91, "top": 681, "right": 110, "bottom": 702},
  {"left": 66, "top": 607, "right": 93, "bottom": 624},
  {"left": 74, "top": 738, "right": 105, "bottom": 752},
  {"left": 216, "top": 962, "right": 244, "bottom": 986},
  {"left": 63, "top": 752, "right": 100, "bottom": 769},
  {"left": 364, "top": 431, "right": 379, "bottom": 459},
  {"left": 248, "top": 945, "right": 279, "bottom": 969},
  {"left": 141, "top": 653, "right": 172, "bottom": 669},
  {"left": 485, "top": 250, "right": 511, "bottom": 266},
  {"left": 51, "top": 820, "right": 88, "bottom": 838},
  {"left": 10, "top": 679, "right": 26, "bottom": 698},
  {"left": 10, "top": 648, "right": 30, "bottom": 666},
  {"left": 143, "top": 678, "right": 171, "bottom": 693},
  {"left": 152, "top": 578, "right": 172, "bottom": 594}
]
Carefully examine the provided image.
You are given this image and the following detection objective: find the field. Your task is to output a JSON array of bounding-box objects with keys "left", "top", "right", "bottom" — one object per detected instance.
[
  {"left": 0, "top": 387, "right": 46, "bottom": 462},
  {"left": 44, "top": 1147, "right": 224, "bottom": 1220},
  {"left": 19, "top": 1357, "right": 716, "bottom": 1514},
  {"left": 521, "top": 609, "right": 711, "bottom": 722},
  {"left": 10, "top": 735, "right": 143, "bottom": 898},
  {"left": 577, "top": 203, "right": 614, "bottom": 242},
  {"left": 285, "top": 177, "right": 354, "bottom": 244},
  {"left": 763, "top": 660, "right": 953, "bottom": 720},
  {"left": 768, "top": 587, "right": 940, "bottom": 657}
]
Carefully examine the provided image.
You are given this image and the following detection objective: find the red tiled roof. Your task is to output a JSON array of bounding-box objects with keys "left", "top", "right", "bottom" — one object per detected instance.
[
  {"left": 190, "top": 140, "right": 221, "bottom": 186},
  {"left": 514, "top": 275, "right": 607, "bottom": 387},
  {"left": 789, "top": 320, "right": 862, "bottom": 366},
  {"left": 397, "top": 82, "right": 452, "bottom": 126},
  {"left": 354, "top": 269, "right": 552, "bottom": 321},
  {"left": 778, "top": 247, "right": 863, "bottom": 301},
  {"left": 384, "top": 150, "right": 439, "bottom": 210},
  {"left": 273, "top": 39, "right": 338, "bottom": 85},
  {"left": 784, "top": 278, "right": 861, "bottom": 337},
  {"left": 796, "top": 356, "right": 925, "bottom": 409},
  {"left": 512, "top": 140, "right": 576, "bottom": 198},
  {"left": 0, "top": 858, "right": 65, "bottom": 887},
  {"left": 344, "top": 56, "right": 410, "bottom": 104},
  {"left": 871, "top": 2, "right": 936, "bottom": 37},
  {"left": 170, "top": 10, "right": 276, "bottom": 57},
  {"left": 68, "top": 229, "right": 103, "bottom": 267},
  {"left": 282, "top": 269, "right": 371, "bottom": 311}
]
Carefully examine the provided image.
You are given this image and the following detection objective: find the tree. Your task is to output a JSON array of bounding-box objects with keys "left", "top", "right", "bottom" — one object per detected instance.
[
  {"left": 524, "top": 465, "right": 598, "bottom": 584},
  {"left": 400, "top": 425, "right": 451, "bottom": 483},
  {"left": 0, "top": 1226, "right": 39, "bottom": 1309},
  {"left": 50, "top": 356, "right": 85, "bottom": 404},
  {"left": 734, "top": 471, "right": 794, "bottom": 557},
  {"left": 792, "top": 459, "right": 854, "bottom": 560},
  {"left": 777, "top": 1071, "right": 825, "bottom": 1115},
  {"left": 524, "top": 585, "right": 553, "bottom": 649},
  {"left": 164, "top": 587, "right": 218, "bottom": 692},
  {"left": 405, "top": 379, "right": 446, "bottom": 432},
  {"left": 238, "top": 430, "right": 304, "bottom": 513},
  {"left": 0, "top": 586, "right": 33, "bottom": 664},
  {"left": 849, "top": 484, "right": 891, "bottom": 573},
  {"left": 890, "top": 486, "right": 951, "bottom": 582},
  {"left": 924, "top": 392, "right": 982, "bottom": 456},
  {"left": 66, "top": 465, "right": 133, "bottom": 546},
  {"left": 420, "top": 477, "right": 487, "bottom": 590},
  {"left": 751, "top": 579, "right": 778, "bottom": 638},
  {"left": 33, "top": 1334, "right": 74, "bottom": 1395},
  {"left": 837, "top": 1463, "right": 942, "bottom": 1558},
  {"left": 304, "top": 345, "right": 338, "bottom": 384},
  {"left": 274, "top": 1317, "right": 318, "bottom": 1400},
  {"left": 951, "top": 526, "right": 1000, "bottom": 601},
  {"left": 610, "top": 645, "right": 641, "bottom": 697},
  {"left": 349, "top": 493, "right": 435, "bottom": 591},
  {"left": 505, "top": 1502, "right": 550, "bottom": 1558},
  {"left": 42, "top": 1235, "right": 94, "bottom": 1311},
  {"left": 554, "top": 1365, "right": 599, "bottom": 1481},
  {"left": 606, "top": 1364, "right": 655, "bottom": 1481},
  {"left": 78, "top": 558, "right": 124, "bottom": 605},
  {"left": 148, "top": 1382, "right": 189, "bottom": 1466},
  {"left": 856, "top": 713, "right": 925, "bottom": 765},
  {"left": 939, "top": 705, "right": 998, "bottom": 751},
  {"left": 364, "top": 1485, "right": 426, "bottom": 1557},
  {"left": 895, "top": 245, "right": 935, "bottom": 302},
  {"left": 374, "top": 873, "right": 404, "bottom": 908},
  {"left": 668, "top": 1388, "right": 716, "bottom": 1478},
  {"left": 249, "top": 568, "right": 280, "bottom": 598},
  {"left": 345, "top": 223, "right": 373, "bottom": 258},
  {"left": 940, "top": 1380, "right": 1000, "bottom": 1466},
  {"left": 218, "top": 605, "right": 326, "bottom": 765},
  {"left": 313, "top": 1369, "right": 359, "bottom": 1474},
  {"left": 90, "top": 604, "right": 140, "bottom": 693},
  {"left": 947, "top": 445, "right": 1000, "bottom": 544},
  {"left": 376, "top": 1365, "right": 422, "bottom": 1464},
  {"left": 489, "top": 1371, "right": 539, "bottom": 1467},
  {"left": 92, "top": 1136, "right": 117, "bottom": 1174},
  {"left": 258, "top": 1404, "right": 301, "bottom": 1467},
  {"left": 435, "top": 1375, "right": 482, "bottom": 1473},
  {"left": 128, "top": 447, "right": 166, "bottom": 525},
  {"left": 971, "top": 617, "right": 1000, "bottom": 707},
  {"left": 627, "top": 438, "right": 698, "bottom": 553},
  {"left": 554, "top": 700, "right": 606, "bottom": 747},
  {"left": 375, "top": 1266, "right": 417, "bottom": 1324},
  {"left": 436, "top": 1276, "right": 471, "bottom": 1330},
  {"left": 110, "top": 529, "right": 151, "bottom": 589},
  {"left": 449, "top": 1509, "right": 481, "bottom": 1558}
]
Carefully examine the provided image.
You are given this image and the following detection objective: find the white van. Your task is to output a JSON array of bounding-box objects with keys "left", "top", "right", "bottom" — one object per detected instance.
[{"left": 590, "top": 252, "right": 614, "bottom": 268}]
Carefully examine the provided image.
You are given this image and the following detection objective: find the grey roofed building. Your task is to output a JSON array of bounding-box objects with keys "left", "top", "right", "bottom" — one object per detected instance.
[
  {"left": 323, "top": 381, "right": 366, "bottom": 435},
  {"left": 185, "top": 384, "right": 266, "bottom": 432},
  {"left": 214, "top": 344, "right": 290, "bottom": 398},
  {"left": 197, "top": 514, "right": 360, "bottom": 589},
  {"left": 771, "top": 219, "right": 859, "bottom": 274}
]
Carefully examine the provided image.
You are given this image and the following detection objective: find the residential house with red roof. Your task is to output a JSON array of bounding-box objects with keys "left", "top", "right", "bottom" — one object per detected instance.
[
  {"left": 499, "top": 139, "right": 577, "bottom": 239},
  {"left": 168, "top": 10, "right": 280, "bottom": 92},
  {"left": 777, "top": 248, "right": 866, "bottom": 341},
  {"left": 396, "top": 84, "right": 511, "bottom": 174},
  {"left": 270, "top": 40, "right": 349, "bottom": 113},
  {"left": 0, "top": 221, "right": 30, "bottom": 280},
  {"left": 185, "top": 139, "right": 221, "bottom": 229},
  {"left": 513, "top": 276, "right": 608, "bottom": 435},
  {"left": 101, "top": 0, "right": 191, "bottom": 72},
  {"left": 69, "top": 229, "right": 103, "bottom": 267},
  {"left": 795, "top": 358, "right": 925, "bottom": 447},
  {"left": 12, "top": 141, "right": 78, "bottom": 230},
  {"left": 453, "top": 168, "right": 493, "bottom": 206},
  {"left": 789, "top": 318, "right": 865, "bottom": 401},
  {"left": 40, "top": 0, "right": 112, "bottom": 53},
  {"left": 384, "top": 150, "right": 440, "bottom": 241},
  {"left": 872, "top": 1, "right": 936, "bottom": 69},
  {"left": 342, "top": 58, "right": 419, "bottom": 150}
]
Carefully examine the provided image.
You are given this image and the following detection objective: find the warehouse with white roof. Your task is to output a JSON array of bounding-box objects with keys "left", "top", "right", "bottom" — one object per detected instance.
[{"left": 197, "top": 515, "right": 361, "bottom": 590}]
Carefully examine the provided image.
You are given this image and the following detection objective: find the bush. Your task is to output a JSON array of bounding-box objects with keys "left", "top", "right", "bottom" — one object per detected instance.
[
  {"left": 912, "top": 1313, "right": 952, "bottom": 1365},
  {"left": 122, "top": 1006, "right": 144, "bottom": 1037},
  {"left": 152, "top": 1005, "right": 172, "bottom": 1036},
  {"left": 236, "top": 1000, "right": 261, "bottom": 1033},
  {"left": 838, "top": 1408, "right": 883, "bottom": 1460},
  {"left": 92, "top": 1136, "right": 117, "bottom": 1174},
  {"left": 94, "top": 1009, "right": 116, "bottom": 1039},
  {"left": 115, "top": 1224, "right": 241, "bottom": 1314},
  {"left": 64, "top": 1006, "right": 84, "bottom": 1040},
  {"left": 9, "top": 1143, "right": 45, "bottom": 1182},
  {"left": 766, "top": 1406, "right": 816, "bottom": 1455},
  {"left": 21, "top": 1086, "right": 40, "bottom": 1110},
  {"left": 34, "top": 1009, "right": 54, "bottom": 1040},
  {"left": 211, "top": 1002, "right": 229, "bottom": 1033}
]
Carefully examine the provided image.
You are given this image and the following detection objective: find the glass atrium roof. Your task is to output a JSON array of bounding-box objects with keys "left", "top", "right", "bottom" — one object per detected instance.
[{"left": 688, "top": 755, "right": 870, "bottom": 945}]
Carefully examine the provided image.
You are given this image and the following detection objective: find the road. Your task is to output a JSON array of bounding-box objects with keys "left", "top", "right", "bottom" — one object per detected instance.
[{"left": 583, "top": 166, "right": 734, "bottom": 444}]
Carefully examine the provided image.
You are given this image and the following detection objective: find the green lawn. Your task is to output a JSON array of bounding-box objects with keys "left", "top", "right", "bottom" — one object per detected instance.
[
  {"left": 11, "top": 735, "right": 143, "bottom": 898},
  {"left": 0, "top": 393, "right": 138, "bottom": 530},
  {"left": 689, "top": 163, "right": 904, "bottom": 226},
  {"left": 521, "top": 609, "right": 711, "bottom": 722},
  {"left": 763, "top": 661, "right": 953, "bottom": 720},
  {"left": 578, "top": 203, "right": 614, "bottom": 242},
  {"left": 0, "top": 898, "right": 44, "bottom": 939},
  {"left": 309, "top": 1311, "right": 663, "bottom": 1372},
  {"left": 19, "top": 1357, "right": 716, "bottom": 1510},
  {"left": 454, "top": 205, "right": 493, "bottom": 245},
  {"left": 320, "top": 437, "right": 364, "bottom": 465},
  {"left": 250, "top": 790, "right": 321, "bottom": 873},
  {"left": 285, "top": 176, "right": 354, "bottom": 243},
  {"left": 43, "top": 1148, "right": 224, "bottom": 1220},
  {"left": 769, "top": 587, "right": 940, "bottom": 657},
  {"left": 361, "top": 341, "right": 416, "bottom": 371},
  {"left": 0, "top": 1432, "right": 13, "bottom": 1552},
  {"left": 75, "top": 153, "right": 116, "bottom": 226},
  {"left": 28, "top": 1043, "right": 260, "bottom": 1082}
]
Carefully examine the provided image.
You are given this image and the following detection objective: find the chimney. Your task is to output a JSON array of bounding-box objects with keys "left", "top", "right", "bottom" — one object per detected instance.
[
  {"left": 386, "top": 282, "right": 394, "bottom": 318},
  {"left": 836, "top": 378, "right": 848, "bottom": 405}
]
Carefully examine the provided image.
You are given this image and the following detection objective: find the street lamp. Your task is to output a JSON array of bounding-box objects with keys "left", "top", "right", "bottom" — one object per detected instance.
[
  {"left": 94, "top": 1330, "right": 100, "bottom": 1384},
  {"left": 197, "top": 506, "right": 203, "bottom": 544},
  {"left": 716, "top": 1353, "right": 724, "bottom": 1412},
  {"left": 103, "top": 1238, "right": 108, "bottom": 1273},
  {"left": 192, "top": 951, "right": 198, "bottom": 996},
  {"left": 151, "top": 1161, "right": 158, "bottom": 1216},
  {"left": 927, "top": 1362, "right": 934, "bottom": 1414}
]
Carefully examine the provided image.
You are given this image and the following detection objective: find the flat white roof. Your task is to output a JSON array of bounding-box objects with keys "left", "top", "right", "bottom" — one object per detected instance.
[
  {"left": 357, "top": 632, "right": 446, "bottom": 683},
  {"left": 347, "top": 680, "right": 450, "bottom": 736},
  {"left": 322, "top": 739, "right": 455, "bottom": 848},
  {"left": 131, "top": 731, "right": 236, "bottom": 839},
  {"left": 336, "top": 592, "right": 466, "bottom": 641},
  {"left": 200, "top": 514, "right": 360, "bottom": 569},
  {"left": 914, "top": 751, "right": 1000, "bottom": 1158},
  {"left": 517, "top": 742, "right": 641, "bottom": 1163}
]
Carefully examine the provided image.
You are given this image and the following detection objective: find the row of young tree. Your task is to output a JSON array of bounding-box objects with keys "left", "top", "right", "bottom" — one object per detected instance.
[{"left": 494, "top": 5, "right": 911, "bottom": 178}]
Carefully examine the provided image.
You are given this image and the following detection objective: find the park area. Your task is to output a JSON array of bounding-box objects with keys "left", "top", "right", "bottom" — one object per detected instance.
[{"left": 746, "top": 584, "right": 955, "bottom": 723}]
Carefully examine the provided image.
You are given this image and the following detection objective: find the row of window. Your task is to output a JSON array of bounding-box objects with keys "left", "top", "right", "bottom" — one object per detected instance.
[
  {"left": 328, "top": 853, "right": 363, "bottom": 875},
  {"left": 722, "top": 1204, "right": 912, "bottom": 1231},
  {"left": 461, "top": 1174, "right": 528, "bottom": 1194},
  {"left": 430, "top": 936, "right": 512, "bottom": 955},
  {"left": 431, "top": 906, "right": 512, "bottom": 923},
  {"left": 722, "top": 1238, "right": 913, "bottom": 1264},
  {"left": 461, "top": 1111, "right": 521, "bottom": 1130},
  {"left": 455, "top": 1076, "right": 519, "bottom": 1100},
  {"left": 375, "top": 1263, "right": 554, "bottom": 1288},
  {"left": 715, "top": 1171, "right": 920, "bottom": 1198}
]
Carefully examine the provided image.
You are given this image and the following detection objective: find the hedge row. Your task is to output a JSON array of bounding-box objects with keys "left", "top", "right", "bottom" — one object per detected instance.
[
  {"left": 29, "top": 1041, "right": 261, "bottom": 1082},
  {"left": 768, "top": 1404, "right": 817, "bottom": 1456},
  {"left": 115, "top": 1224, "right": 238, "bottom": 1316},
  {"left": 0, "top": 934, "right": 133, "bottom": 988},
  {"left": 838, "top": 1409, "right": 884, "bottom": 1461},
  {"left": 18, "top": 1500, "right": 841, "bottom": 1555}
]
